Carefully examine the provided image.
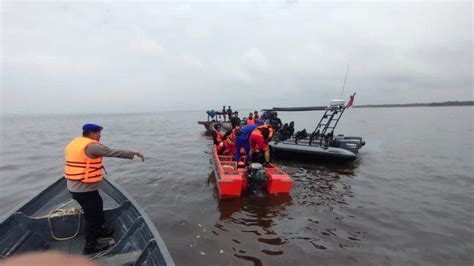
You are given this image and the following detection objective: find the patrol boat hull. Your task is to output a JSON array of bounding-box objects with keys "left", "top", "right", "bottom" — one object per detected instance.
[
  {"left": 270, "top": 140, "right": 358, "bottom": 162},
  {"left": 0, "top": 177, "right": 175, "bottom": 265}
]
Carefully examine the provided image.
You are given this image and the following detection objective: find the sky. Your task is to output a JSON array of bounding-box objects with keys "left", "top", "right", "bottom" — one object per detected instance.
[{"left": 1, "top": 0, "right": 472, "bottom": 114}]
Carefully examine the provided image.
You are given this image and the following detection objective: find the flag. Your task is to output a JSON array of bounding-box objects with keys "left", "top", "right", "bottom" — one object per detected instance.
[{"left": 346, "top": 93, "right": 356, "bottom": 108}]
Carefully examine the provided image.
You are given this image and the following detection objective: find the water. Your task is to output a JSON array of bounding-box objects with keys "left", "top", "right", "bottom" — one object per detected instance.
[{"left": 1, "top": 107, "right": 473, "bottom": 265}]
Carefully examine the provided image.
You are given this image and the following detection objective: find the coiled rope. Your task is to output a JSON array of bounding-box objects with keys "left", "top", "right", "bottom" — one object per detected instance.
[
  {"left": 41, "top": 199, "right": 115, "bottom": 259},
  {"left": 41, "top": 199, "right": 83, "bottom": 241}
]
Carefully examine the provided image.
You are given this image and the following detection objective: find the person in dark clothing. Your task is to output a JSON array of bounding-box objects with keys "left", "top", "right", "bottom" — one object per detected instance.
[
  {"left": 288, "top": 121, "right": 295, "bottom": 138},
  {"left": 226, "top": 106, "right": 232, "bottom": 119},
  {"left": 64, "top": 123, "right": 144, "bottom": 255},
  {"left": 221, "top": 106, "right": 227, "bottom": 121},
  {"left": 269, "top": 112, "right": 283, "bottom": 131},
  {"left": 230, "top": 111, "right": 241, "bottom": 129}
]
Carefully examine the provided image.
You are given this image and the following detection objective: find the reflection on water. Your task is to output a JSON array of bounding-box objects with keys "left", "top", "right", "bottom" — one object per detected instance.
[
  {"left": 207, "top": 162, "right": 363, "bottom": 265},
  {"left": 282, "top": 160, "right": 357, "bottom": 209},
  {"left": 208, "top": 171, "right": 293, "bottom": 265}
]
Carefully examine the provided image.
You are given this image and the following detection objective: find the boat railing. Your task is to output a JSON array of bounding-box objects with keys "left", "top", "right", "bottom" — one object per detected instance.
[{"left": 213, "top": 150, "right": 240, "bottom": 176}]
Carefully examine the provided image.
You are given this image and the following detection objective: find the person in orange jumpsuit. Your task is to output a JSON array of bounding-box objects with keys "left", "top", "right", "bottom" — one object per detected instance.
[{"left": 249, "top": 122, "right": 274, "bottom": 166}]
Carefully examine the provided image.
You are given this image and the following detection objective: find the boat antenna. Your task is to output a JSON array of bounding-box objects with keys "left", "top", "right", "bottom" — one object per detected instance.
[{"left": 340, "top": 64, "right": 350, "bottom": 98}]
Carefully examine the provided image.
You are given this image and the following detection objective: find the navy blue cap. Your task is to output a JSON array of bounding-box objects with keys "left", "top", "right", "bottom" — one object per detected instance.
[{"left": 82, "top": 123, "right": 103, "bottom": 132}]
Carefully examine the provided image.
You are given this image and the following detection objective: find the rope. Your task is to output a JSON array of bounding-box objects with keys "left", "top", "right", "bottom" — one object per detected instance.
[
  {"left": 42, "top": 199, "right": 115, "bottom": 258},
  {"left": 42, "top": 200, "right": 83, "bottom": 241},
  {"left": 89, "top": 238, "right": 116, "bottom": 260}
]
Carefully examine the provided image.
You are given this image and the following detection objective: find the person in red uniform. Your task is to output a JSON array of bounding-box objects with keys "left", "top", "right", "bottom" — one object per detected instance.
[
  {"left": 64, "top": 123, "right": 144, "bottom": 254},
  {"left": 219, "top": 125, "right": 240, "bottom": 155},
  {"left": 249, "top": 122, "right": 274, "bottom": 166},
  {"left": 211, "top": 124, "right": 224, "bottom": 145}
]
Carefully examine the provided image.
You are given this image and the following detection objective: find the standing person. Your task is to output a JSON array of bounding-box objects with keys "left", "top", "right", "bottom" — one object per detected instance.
[
  {"left": 230, "top": 111, "right": 241, "bottom": 129},
  {"left": 64, "top": 123, "right": 145, "bottom": 255},
  {"left": 226, "top": 106, "right": 233, "bottom": 120},
  {"left": 221, "top": 106, "right": 227, "bottom": 121}
]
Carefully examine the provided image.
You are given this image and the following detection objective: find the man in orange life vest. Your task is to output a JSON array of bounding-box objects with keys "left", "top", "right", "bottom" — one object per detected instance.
[{"left": 64, "top": 123, "right": 144, "bottom": 255}]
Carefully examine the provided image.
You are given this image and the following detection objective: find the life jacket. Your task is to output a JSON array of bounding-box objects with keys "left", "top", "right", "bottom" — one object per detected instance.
[
  {"left": 252, "top": 125, "right": 274, "bottom": 141},
  {"left": 216, "top": 131, "right": 224, "bottom": 143},
  {"left": 225, "top": 129, "right": 238, "bottom": 146},
  {"left": 247, "top": 118, "right": 255, "bottom": 125},
  {"left": 64, "top": 137, "right": 103, "bottom": 183}
]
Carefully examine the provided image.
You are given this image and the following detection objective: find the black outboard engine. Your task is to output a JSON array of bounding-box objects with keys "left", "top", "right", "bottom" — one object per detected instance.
[{"left": 247, "top": 163, "right": 268, "bottom": 196}]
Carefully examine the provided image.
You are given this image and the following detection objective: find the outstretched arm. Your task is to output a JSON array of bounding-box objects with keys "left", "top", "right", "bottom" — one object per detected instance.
[{"left": 86, "top": 143, "right": 144, "bottom": 161}]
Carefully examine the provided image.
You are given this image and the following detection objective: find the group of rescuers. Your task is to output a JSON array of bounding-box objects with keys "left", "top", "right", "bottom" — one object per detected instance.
[{"left": 210, "top": 110, "right": 283, "bottom": 167}]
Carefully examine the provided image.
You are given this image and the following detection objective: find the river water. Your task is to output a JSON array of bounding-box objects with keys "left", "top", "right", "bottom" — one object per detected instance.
[{"left": 0, "top": 107, "right": 473, "bottom": 265}]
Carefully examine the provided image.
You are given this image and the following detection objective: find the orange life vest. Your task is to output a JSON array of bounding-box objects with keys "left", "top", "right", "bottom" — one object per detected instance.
[
  {"left": 252, "top": 125, "right": 274, "bottom": 141},
  {"left": 225, "top": 129, "right": 238, "bottom": 146},
  {"left": 216, "top": 131, "right": 224, "bottom": 143},
  {"left": 247, "top": 118, "right": 255, "bottom": 125},
  {"left": 64, "top": 137, "right": 103, "bottom": 183}
]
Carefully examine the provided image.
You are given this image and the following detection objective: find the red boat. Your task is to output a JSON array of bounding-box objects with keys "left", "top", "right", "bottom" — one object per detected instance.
[{"left": 211, "top": 147, "right": 293, "bottom": 199}]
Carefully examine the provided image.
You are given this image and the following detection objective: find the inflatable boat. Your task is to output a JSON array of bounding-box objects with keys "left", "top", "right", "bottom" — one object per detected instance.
[
  {"left": 211, "top": 148, "right": 293, "bottom": 199},
  {"left": 265, "top": 94, "right": 365, "bottom": 162}
]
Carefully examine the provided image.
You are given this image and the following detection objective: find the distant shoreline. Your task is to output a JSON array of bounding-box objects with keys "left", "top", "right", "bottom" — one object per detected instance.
[{"left": 355, "top": 101, "right": 473, "bottom": 108}]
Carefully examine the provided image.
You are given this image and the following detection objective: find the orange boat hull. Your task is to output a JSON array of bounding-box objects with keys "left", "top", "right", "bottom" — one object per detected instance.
[{"left": 211, "top": 147, "right": 293, "bottom": 199}]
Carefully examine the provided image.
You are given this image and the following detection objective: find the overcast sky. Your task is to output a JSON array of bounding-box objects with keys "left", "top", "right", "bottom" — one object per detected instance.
[{"left": 1, "top": 0, "right": 472, "bottom": 114}]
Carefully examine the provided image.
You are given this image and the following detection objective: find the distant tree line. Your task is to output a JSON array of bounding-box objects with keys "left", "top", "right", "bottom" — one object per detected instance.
[{"left": 355, "top": 101, "right": 474, "bottom": 108}]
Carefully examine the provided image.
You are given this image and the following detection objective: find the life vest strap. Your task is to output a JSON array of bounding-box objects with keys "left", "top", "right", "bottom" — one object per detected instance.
[
  {"left": 66, "top": 160, "right": 102, "bottom": 164},
  {"left": 65, "top": 167, "right": 101, "bottom": 176}
]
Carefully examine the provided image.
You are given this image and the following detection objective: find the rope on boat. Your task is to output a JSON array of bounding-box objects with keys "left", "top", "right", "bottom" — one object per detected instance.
[
  {"left": 41, "top": 200, "right": 115, "bottom": 258},
  {"left": 41, "top": 199, "right": 83, "bottom": 241},
  {"left": 89, "top": 240, "right": 115, "bottom": 260}
]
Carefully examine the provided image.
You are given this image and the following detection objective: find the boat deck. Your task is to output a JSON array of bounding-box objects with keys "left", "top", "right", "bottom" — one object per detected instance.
[{"left": 0, "top": 178, "right": 174, "bottom": 265}]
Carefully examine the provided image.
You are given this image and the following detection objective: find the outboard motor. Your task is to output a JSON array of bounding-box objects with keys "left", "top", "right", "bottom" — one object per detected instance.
[{"left": 247, "top": 163, "right": 268, "bottom": 196}]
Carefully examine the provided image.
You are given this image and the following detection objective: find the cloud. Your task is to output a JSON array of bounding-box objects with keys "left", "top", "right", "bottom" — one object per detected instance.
[{"left": 1, "top": 1, "right": 472, "bottom": 114}]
